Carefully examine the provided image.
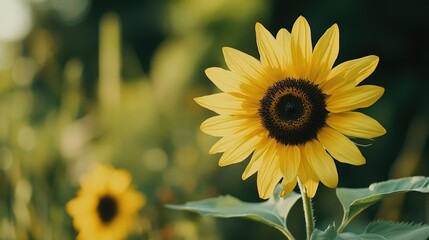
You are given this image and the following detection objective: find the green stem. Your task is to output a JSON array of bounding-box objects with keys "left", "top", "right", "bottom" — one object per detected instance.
[
  {"left": 337, "top": 217, "right": 351, "bottom": 233},
  {"left": 298, "top": 178, "right": 314, "bottom": 240},
  {"left": 278, "top": 227, "right": 296, "bottom": 240}
]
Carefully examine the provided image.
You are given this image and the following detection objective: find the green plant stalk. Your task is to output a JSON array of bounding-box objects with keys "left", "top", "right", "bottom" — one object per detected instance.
[
  {"left": 298, "top": 178, "right": 314, "bottom": 240},
  {"left": 277, "top": 226, "right": 296, "bottom": 240},
  {"left": 337, "top": 214, "right": 353, "bottom": 233}
]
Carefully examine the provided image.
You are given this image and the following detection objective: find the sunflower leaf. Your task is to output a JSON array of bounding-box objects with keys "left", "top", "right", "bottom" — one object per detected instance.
[
  {"left": 364, "top": 220, "right": 429, "bottom": 240},
  {"left": 312, "top": 225, "right": 385, "bottom": 240},
  {"left": 311, "top": 225, "right": 338, "bottom": 239},
  {"left": 167, "top": 185, "right": 301, "bottom": 238},
  {"left": 311, "top": 221, "right": 429, "bottom": 240},
  {"left": 336, "top": 176, "right": 429, "bottom": 232}
]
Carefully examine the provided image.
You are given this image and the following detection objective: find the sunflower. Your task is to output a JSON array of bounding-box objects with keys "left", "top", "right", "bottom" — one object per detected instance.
[
  {"left": 66, "top": 165, "right": 145, "bottom": 240},
  {"left": 195, "top": 16, "right": 386, "bottom": 199}
]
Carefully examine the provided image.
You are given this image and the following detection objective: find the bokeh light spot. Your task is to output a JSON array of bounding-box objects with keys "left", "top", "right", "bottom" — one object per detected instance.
[{"left": 0, "top": 0, "right": 32, "bottom": 41}]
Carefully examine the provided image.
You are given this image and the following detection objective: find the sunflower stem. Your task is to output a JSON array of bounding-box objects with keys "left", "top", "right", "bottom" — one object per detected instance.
[{"left": 298, "top": 178, "right": 314, "bottom": 240}]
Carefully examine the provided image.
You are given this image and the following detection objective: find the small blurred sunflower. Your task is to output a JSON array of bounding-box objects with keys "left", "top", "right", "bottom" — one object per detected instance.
[
  {"left": 66, "top": 165, "right": 145, "bottom": 240},
  {"left": 195, "top": 16, "right": 386, "bottom": 199}
]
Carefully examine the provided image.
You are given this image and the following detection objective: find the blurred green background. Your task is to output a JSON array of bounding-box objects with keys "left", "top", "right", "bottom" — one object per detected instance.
[{"left": 0, "top": 0, "right": 428, "bottom": 239}]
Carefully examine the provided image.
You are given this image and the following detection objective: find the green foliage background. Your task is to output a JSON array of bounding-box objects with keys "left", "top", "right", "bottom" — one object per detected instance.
[{"left": 0, "top": 0, "right": 428, "bottom": 239}]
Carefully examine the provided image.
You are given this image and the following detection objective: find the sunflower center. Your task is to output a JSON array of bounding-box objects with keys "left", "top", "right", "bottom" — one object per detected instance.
[
  {"left": 276, "top": 95, "right": 305, "bottom": 121},
  {"left": 259, "top": 78, "right": 328, "bottom": 145},
  {"left": 97, "top": 195, "right": 118, "bottom": 224}
]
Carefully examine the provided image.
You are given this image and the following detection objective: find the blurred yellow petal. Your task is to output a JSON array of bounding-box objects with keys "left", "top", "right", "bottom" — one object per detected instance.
[
  {"left": 119, "top": 191, "right": 145, "bottom": 213},
  {"left": 326, "top": 112, "right": 386, "bottom": 139},
  {"left": 310, "top": 24, "right": 339, "bottom": 84},
  {"left": 304, "top": 140, "right": 338, "bottom": 188},
  {"left": 326, "top": 85, "right": 384, "bottom": 113},
  {"left": 108, "top": 169, "right": 132, "bottom": 194},
  {"left": 66, "top": 165, "right": 145, "bottom": 240},
  {"left": 291, "top": 16, "right": 312, "bottom": 78},
  {"left": 318, "top": 127, "right": 365, "bottom": 165}
]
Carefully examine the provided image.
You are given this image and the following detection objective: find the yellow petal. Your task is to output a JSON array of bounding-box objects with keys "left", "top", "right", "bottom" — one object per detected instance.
[
  {"left": 80, "top": 165, "right": 111, "bottom": 192},
  {"left": 291, "top": 16, "right": 312, "bottom": 78},
  {"left": 317, "top": 127, "right": 365, "bottom": 166},
  {"left": 322, "top": 55, "right": 379, "bottom": 94},
  {"left": 297, "top": 156, "right": 319, "bottom": 198},
  {"left": 194, "top": 93, "right": 258, "bottom": 115},
  {"left": 108, "top": 169, "right": 132, "bottom": 194},
  {"left": 242, "top": 134, "right": 269, "bottom": 180},
  {"left": 204, "top": 67, "right": 264, "bottom": 97},
  {"left": 222, "top": 47, "right": 272, "bottom": 87},
  {"left": 66, "top": 198, "right": 80, "bottom": 216},
  {"left": 326, "top": 85, "right": 384, "bottom": 113},
  {"left": 257, "top": 139, "right": 283, "bottom": 199},
  {"left": 258, "top": 168, "right": 282, "bottom": 199},
  {"left": 280, "top": 178, "right": 297, "bottom": 197},
  {"left": 309, "top": 24, "right": 339, "bottom": 84},
  {"left": 119, "top": 191, "right": 145, "bottom": 213},
  {"left": 304, "top": 140, "right": 338, "bottom": 188},
  {"left": 279, "top": 145, "right": 300, "bottom": 182},
  {"left": 276, "top": 28, "right": 295, "bottom": 78},
  {"left": 209, "top": 124, "right": 260, "bottom": 154},
  {"left": 255, "top": 22, "right": 284, "bottom": 79},
  {"left": 332, "top": 55, "right": 379, "bottom": 86},
  {"left": 326, "top": 112, "right": 386, "bottom": 139},
  {"left": 218, "top": 131, "right": 263, "bottom": 166},
  {"left": 201, "top": 115, "right": 256, "bottom": 137}
]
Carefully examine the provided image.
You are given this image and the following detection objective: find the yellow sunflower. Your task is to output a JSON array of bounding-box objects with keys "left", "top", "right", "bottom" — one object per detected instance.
[
  {"left": 66, "top": 165, "right": 145, "bottom": 240},
  {"left": 195, "top": 16, "right": 386, "bottom": 199}
]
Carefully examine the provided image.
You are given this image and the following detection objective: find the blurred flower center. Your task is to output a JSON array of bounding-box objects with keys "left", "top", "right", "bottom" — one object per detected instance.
[
  {"left": 259, "top": 78, "right": 328, "bottom": 145},
  {"left": 97, "top": 195, "right": 118, "bottom": 224}
]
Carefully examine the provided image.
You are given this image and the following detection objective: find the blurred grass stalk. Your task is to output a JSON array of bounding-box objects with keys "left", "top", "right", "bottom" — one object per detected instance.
[
  {"left": 377, "top": 111, "right": 429, "bottom": 221},
  {"left": 0, "top": 8, "right": 142, "bottom": 239},
  {"left": 98, "top": 13, "right": 121, "bottom": 128}
]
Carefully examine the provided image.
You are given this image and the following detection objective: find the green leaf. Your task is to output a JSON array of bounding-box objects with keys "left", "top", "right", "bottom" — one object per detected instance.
[
  {"left": 312, "top": 220, "right": 429, "bottom": 240},
  {"left": 338, "top": 232, "right": 386, "bottom": 240},
  {"left": 311, "top": 225, "right": 338, "bottom": 240},
  {"left": 336, "top": 176, "right": 429, "bottom": 232},
  {"left": 312, "top": 225, "right": 386, "bottom": 240},
  {"left": 167, "top": 185, "right": 301, "bottom": 239},
  {"left": 365, "top": 221, "right": 429, "bottom": 240}
]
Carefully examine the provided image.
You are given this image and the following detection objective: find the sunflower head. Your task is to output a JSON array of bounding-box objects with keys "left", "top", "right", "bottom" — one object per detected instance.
[
  {"left": 195, "top": 16, "right": 386, "bottom": 199},
  {"left": 66, "top": 165, "right": 145, "bottom": 240}
]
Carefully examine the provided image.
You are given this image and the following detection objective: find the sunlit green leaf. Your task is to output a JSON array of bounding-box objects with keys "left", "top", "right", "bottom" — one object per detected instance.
[
  {"left": 311, "top": 225, "right": 338, "bottom": 240},
  {"left": 312, "top": 221, "right": 429, "bottom": 240},
  {"left": 338, "top": 232, "right": 386, "bottom": 240},
  {"left": 336, "top": 176, "right": 429, "bottom": 232},
  {"left": 167, "top": 185, "right": 301, "bottom": 239},
  {"left": 312, "top": 225, "right": 385, "bottom": 240},
  {"left": 365, "top": 221, "right": 429, "bottom": 240}
]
